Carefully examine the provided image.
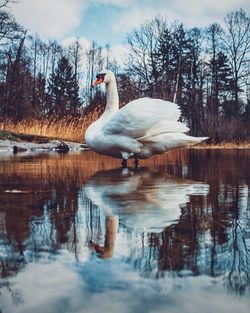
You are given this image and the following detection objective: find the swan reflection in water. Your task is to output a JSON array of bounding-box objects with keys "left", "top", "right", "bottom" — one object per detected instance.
[{"left": 84, "top": 167, "right": 209, "bottom": 258}]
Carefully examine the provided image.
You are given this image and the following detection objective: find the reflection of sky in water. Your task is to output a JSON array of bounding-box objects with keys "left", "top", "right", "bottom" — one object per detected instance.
[
  {"left": 0, "top": 150, "right": 250, "bottom": 313},
  {"left": 1, "top": 253, "right": 249, "bottom": 313}
]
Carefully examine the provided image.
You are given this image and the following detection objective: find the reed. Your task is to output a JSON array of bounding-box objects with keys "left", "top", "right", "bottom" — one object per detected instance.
[
  {"left": 1, "top": 108, "right": 249, "bottom": 147},
  {"left": 0, "top": 108, "right": 104, "bottom": 143},
  {"left": 193, "top": 141, "right": 250, "bottom": 149}
]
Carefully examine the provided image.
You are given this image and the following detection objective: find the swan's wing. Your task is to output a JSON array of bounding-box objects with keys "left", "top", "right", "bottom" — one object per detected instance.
[{"left": 103, "top": 97, "right": 188, "bottom": 138}]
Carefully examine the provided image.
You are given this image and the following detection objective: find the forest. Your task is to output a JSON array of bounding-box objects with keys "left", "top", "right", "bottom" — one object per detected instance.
[{"left": 0, "top": 0, "right": 249, "bottom": 142}]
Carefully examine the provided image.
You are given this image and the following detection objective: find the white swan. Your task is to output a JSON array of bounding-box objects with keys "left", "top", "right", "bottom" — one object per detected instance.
[{"left": 85, "top": 70, "right": 208, "bottom": 166}]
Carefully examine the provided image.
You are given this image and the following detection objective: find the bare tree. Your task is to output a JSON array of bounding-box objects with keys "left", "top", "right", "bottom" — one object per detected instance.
[
  {"left": 0, "top": 0, "right": 15, "bottom": 9},
  {"left": 205, "top": 23, "right": 223, "bottom": 138},
  {"left": 222, "top": 9, "right": 250, "bottom": 112},
  {"left": 84, "top": 41, "right": 105, "bottom": 105},
  {"left": 66, "top": 39, "right": 83, "bottom": 84},
  {"left": 105, "top": 42, "right": 111, "bottom": 69},
  {"left": 0, "top": 10, "right": 23, "bottom": 44},
  {"left": 126, "top": 17, "right": 165, "bottom": 98},
  {"left": 4, "top": 30, "right": 34, "bottom": 121}
]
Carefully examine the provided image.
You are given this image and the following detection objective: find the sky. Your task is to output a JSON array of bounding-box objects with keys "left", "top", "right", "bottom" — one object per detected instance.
[{"left": 10, "top": 0, "right": 250, "bottom": 62}]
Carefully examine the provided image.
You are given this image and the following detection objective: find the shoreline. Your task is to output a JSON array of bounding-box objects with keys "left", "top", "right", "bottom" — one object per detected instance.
[
  {"left": 1, "top": 130, "right": 250, "bottom": 155},
  {"left": 1, "top": 138, "right": 250, "bottom": 156},
  {"left": 0, "top": 138, "right": 88, "bottom": 155}
]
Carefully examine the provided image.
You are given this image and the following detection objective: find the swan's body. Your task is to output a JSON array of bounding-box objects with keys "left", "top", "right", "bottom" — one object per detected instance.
[{"left": 85, "top": 70, "right": 207, "bottom": 162}]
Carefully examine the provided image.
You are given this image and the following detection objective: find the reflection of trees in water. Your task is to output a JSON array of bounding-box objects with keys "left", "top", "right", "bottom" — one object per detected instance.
[
  {"left": 0, "top": 150, "right": 249, "bottom": 297},
  {"left": 0, "top": 153, "right": 103, "bottom": 285},
  {"left": 170, "top": 152, "right": 249, "bottom": 294},
  {"left": 0, "top": 181, "right": 81, "bottom": 279},
  {"left": 112, "top": 194, "right": 249, "bottom": 296},
  {"left": 83, "top": 150, "right": 250, "bottom": 295},
  {"left": 188, "top": 150, "right": 250, "bottom": 294},
  {"left": 223, "top": 218, "right": 250, "bottom": 295}
]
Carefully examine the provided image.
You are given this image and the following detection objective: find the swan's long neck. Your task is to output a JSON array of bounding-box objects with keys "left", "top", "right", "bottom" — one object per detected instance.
[{"left": 102, "top": 79, "right": 119, "bottom": 119}]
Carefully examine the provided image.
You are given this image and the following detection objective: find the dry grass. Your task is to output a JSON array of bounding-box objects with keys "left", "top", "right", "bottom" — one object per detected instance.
[
  {"left": 0, "top": 108, "right": 250, "bottom": 148},
  {"left": 0, "top": 108, "right": 103, "bottom": 143}
]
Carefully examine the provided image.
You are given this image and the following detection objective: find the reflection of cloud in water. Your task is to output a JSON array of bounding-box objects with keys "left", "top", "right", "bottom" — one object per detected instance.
[
  {"left": 1, "top": 259, "right": 249, "bottom": 313},
  {"left": 1, "top": 261, "right": 84, "bottom": 313},
  {"left": 84, "top": 167, "right": 209, "bottom": 232}
]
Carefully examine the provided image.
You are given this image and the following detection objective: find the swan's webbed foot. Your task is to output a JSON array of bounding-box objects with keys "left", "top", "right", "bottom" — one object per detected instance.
[
  {"left": 121, "top": 159, "right": 127, "bottom": 168},
  {"left": 135, "top": 158, "right": 140, "bottom": 168}
]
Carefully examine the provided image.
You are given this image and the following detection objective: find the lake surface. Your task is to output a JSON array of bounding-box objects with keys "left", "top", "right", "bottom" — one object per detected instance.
[{"left": 0, "top": 149, "right": 249, "bottom": 313}]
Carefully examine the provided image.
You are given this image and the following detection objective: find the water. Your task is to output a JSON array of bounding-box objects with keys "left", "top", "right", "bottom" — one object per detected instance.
[{"left": 0, "top": 149, "right": 249, "bottom": 313}]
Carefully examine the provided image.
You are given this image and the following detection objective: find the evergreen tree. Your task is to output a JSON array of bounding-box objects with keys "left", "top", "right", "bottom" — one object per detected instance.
[
  {"left": 2, "top": 33, "right": 35, "bottom": 121},
  {"left": 155, "top": 26, "right": 175, "bottom": 100},
  {"left": 215, "top": 53, "right": 233, "bottom": 117},
  {"left": 182, "top": 28, "right": 205, "bottom": 135},
  {"left": 47, "top": 56, "right": 82, "bottom": 116},
  {"left": 33, "top": 73, "right": 47, "bottom": 118}
]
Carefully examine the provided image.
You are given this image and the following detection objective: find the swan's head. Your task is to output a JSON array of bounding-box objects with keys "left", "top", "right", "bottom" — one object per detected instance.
[{"left": 92, "top": 70, "right": 115, "bottom": 87}]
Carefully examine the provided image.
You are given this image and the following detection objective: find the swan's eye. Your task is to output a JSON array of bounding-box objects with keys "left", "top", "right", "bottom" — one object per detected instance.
[{"left": 96, "top": 74, "right": 106, "bottom": 80}]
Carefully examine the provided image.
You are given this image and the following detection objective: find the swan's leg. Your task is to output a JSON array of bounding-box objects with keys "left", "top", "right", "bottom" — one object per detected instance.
[
  {"left": 135, "top": 158, "right": 140, "bottom": 168},
  {"left": 121, "top": 159, "right": 127, "bottom": 168}
]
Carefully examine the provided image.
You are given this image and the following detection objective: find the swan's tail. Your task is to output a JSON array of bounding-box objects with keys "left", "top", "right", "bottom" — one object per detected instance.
[
  {"left": 184, "top": 135, "right": 209, "bottom": 146},
  {"left": 138, "top": 133, "right": 208, "bottom": 155}
]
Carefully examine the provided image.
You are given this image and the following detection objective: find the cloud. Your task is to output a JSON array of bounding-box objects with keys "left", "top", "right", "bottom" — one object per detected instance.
[
  {"left": 61, "top": 36, "right": 91, "bottom": 51},
  {"left": 9, "top": 0, "right": 250, "bottom": 45},
  {"left": 61, "top": 37, "right": 128, "bottom": 71},
  {"left": 112, "top": 0, "right": 250, "bottom": 33},
  {"left": 12, "top": 0, "right": 86, "bottom": 39},
  {"left": 113, "top": 6, "right": 178, "bottom": 33},
  {"left": 93, "top": 0, "right": 137, "bottom": 7},
  {"left": 111, "top": 44, "right": 129, "bottom": 66},
  {"left": 168, "top": 0, "right": 250, "bottom": 27}
]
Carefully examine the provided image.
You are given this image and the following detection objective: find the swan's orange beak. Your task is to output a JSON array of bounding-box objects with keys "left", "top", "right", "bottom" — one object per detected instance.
[{"left": 91, "top": 77, "right": 103, "bottom": 87}]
